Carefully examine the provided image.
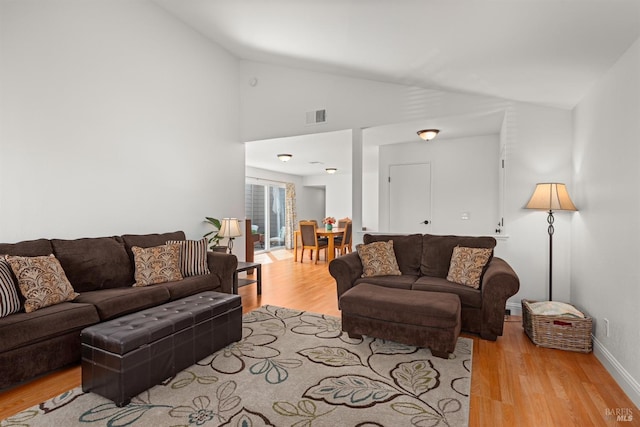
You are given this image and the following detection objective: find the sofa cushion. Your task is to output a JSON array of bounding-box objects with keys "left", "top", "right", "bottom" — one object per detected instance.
[
  {"left": 0, "top": 302, "right": 99, "bottom": 352},
  {"left": 412, "top": 276, "right": 483, "bottom": 308},
  {"left": 0, "top": 239, "right": 55, "bottom": 307},
  {"left": 363, "top": 234, "right": 423, "bottom": 275},
  {"left": 421, "top": 234, "right": 496, "bottom": 278},
  {"left": 73, "top": 286, "right": 170, "bottom": 321},
  {"left": 0, "top": 239, "right": 53, "bottom": 257},
  {"left": 357, "top": 240, "right": 402, "bottom": 277},
  {"left": 446, "top": 246, "right": 493, "bottom": 289},
  {"left": 0, "top": 258, "right": 21, "bottom": 317},
  {"left": 166, "top": 238, "right": 210, "bottom": 277},
  {"left": 159, "top": 274, "right": 218, "bottom": 300},
  {"left": 51, "top": 236, "right": 134, "bottom": 292},
  {"left": 132, "top": 244, "right": 183, "bottom": 287},
  {"left": 6, "top": 255, "right": 79, "bottom": 313},
  {"left": 353, "top": 274, "right": 419, "bottom": 290},
  {"left": 122, "top": 231, "right": 186, "bottom": 263}
]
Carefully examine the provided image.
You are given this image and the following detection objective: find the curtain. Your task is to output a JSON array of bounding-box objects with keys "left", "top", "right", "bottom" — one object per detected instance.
[{"left": 284, "top": 183, "right": 297, "bottom": 249}]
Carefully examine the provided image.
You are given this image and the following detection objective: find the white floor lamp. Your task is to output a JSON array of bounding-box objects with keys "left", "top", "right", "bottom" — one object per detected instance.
[{"left": 525, "top": 183, "right": 577, "bottom": 301}]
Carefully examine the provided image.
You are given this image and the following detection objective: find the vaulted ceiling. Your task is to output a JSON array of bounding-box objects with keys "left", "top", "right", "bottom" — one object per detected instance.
[
  {"left": 154, "top": 0, "right": 640, "bottom": 175},
  {"left": 156, "top": 0, "right": 640, "bottom": 109}
]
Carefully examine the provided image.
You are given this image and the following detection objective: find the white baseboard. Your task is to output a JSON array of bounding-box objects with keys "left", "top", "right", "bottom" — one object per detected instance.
[
  {"left": 506, "top": 300, "right": 522, "bottom": 316},
  {"left": 592, "top": 335, "right": 640, "bottom": 409}
]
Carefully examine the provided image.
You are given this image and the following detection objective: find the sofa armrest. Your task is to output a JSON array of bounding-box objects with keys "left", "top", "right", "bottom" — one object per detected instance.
[
  {"left": 479, "top": 256, "right": 520, "bottom": 340},
  {"left": 329, "top": 252, "right": 364, "bottom": 302},
  {"left": 206, "top": 252, "right": 238, "bottom": 294}
]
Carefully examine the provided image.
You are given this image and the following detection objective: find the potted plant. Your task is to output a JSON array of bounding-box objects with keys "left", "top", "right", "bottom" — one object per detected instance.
[{"left": 203, "top": 217, "right": 227, "bottom": 252}]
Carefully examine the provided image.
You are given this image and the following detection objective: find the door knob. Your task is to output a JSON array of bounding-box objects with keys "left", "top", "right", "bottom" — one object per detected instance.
[{"left": 420, "top": 220, "right": 430, "bottom": 225}]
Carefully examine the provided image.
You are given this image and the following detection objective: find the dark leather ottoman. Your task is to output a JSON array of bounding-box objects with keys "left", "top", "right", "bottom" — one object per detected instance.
[
  {"left": 339, "top": 284, "right": 461, "bottom": 358},
  {"left": 81, "top": 291, "right": 242, "bottom": 406}
]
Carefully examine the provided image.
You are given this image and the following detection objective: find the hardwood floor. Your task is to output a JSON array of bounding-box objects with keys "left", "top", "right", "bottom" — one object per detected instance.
[{"left": 1, "top": 250, "right": 638, "bottom": 425}]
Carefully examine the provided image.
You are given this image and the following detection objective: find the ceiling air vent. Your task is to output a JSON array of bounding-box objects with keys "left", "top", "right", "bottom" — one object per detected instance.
[{"left": 306, "top": 109, "right": 327, "bottom": 125}]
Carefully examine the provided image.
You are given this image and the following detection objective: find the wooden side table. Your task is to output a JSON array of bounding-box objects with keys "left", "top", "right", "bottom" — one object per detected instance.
[{"left": 233, "top": 261, "right": 262, "bottom": 295}]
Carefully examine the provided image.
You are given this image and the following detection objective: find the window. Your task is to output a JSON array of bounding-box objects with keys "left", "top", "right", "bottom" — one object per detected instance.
[{"left": 246, "top": 181, "right": 286, "bottom": 252}]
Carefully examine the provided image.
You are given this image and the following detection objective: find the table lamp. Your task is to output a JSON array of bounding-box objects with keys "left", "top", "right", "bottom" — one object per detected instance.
[
  {"left": 525, "top": 183, "right": 577, "bottom": 301},
  {"left": 219, "top": 218, "right": 242, "bottom": 255}
]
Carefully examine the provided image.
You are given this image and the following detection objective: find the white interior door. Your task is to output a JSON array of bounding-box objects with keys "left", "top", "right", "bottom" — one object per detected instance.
[{"left": 389, "top": 163, "right": 431, "bottom": 233}]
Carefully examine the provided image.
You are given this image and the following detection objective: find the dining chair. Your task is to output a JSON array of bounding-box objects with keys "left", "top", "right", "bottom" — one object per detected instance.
[
  {"left": 295, "top": 220, "right": 318, "bottom": 253},
  {"left": 334, "top": 220, "right": 353, "bottom": 256},
  {"left": 299, "top": 221, "right": 328, "bottom": 263},
  {"left": 337, "top": 217, "right": 351, "bottom": 228},
  {"left": 298, "top": 219, "right": 319, "bottom": 228}
]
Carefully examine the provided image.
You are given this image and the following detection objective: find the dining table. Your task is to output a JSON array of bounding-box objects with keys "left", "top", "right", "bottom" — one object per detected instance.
[{"left": 294, "top": 227, "right": 345, "bottom": 263}]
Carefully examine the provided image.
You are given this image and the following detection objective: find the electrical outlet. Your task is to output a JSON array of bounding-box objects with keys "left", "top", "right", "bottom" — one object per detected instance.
[{"left": 604, "top": 318, "right": 610, "bottom": 337}]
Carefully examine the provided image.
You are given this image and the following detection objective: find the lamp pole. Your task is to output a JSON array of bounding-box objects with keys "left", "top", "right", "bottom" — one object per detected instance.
[{"left": 547, "top": 210, "right": 554, "bottom": 301}]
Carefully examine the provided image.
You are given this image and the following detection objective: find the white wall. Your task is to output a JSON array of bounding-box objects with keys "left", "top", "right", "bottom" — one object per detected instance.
[
  {"left": 362, "top": 171, "right": 379, "bottom": 232},
  {"left": 499, "top": 104, "right": 574, "bottom": 303},
  {"left": 572, "top": 37, "right": 640, "bottom": 407},
  {"left": 301, "top": 187, "right": 326, "bottom": 225},
  {"left": 304, "top": 173, "right": 352, "bottom": 221},
  {"left": 240, "top": 61, "right": 519, "bottom": 141},
  {"left": 0, "top": 0, "right": 243, "bottom": 243},
  {"left": 377, "top": 135, "right": 500, "bottom": 235}
]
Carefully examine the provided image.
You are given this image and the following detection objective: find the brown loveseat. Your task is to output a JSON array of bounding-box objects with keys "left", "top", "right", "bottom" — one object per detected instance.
[
  {"left": 329, "top": 233, "right": 520, "bottom": 341},
  {"left": 0, "top": 231, "right": 237, "bottom": 389}
]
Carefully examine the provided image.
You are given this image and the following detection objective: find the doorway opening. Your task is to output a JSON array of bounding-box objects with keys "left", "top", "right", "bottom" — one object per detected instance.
[{"left": 245, "top": 181, "right": 286, "bottom": 254}]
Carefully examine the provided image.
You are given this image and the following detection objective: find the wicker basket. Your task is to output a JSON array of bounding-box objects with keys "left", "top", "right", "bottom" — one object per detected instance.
[{"left": 521, "top": 299, "right": 593, "bottom": 353}]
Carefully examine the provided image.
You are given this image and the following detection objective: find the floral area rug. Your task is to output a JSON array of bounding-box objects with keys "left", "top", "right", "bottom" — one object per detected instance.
[{"left": 6, "top": 305, "right": 472, "bottom": 426}]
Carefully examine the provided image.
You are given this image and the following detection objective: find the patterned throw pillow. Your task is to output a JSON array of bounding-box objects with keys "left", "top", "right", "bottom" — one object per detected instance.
[
  {"left": 0, "top": 257, "right": 22, "bottom": 317},
  {"left": 356, "top": 240, "right": 402, "bottom": 277},
  {"left": 446, "top": 246, "right": 493, "bottom": 289},
  {"left": 166, "top": 238, "right": 210, "bottom": 277},
  {"left": 5, "top": 254, "right": 78, "bottom": 313},
  {"left": 132, "top": 244, "right": 183, "bottom": 287}
]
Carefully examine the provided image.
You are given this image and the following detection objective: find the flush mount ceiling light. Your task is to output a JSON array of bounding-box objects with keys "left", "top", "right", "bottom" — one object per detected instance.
[
  {"left": 325, "top": 168, "right": 337, "bottom": 174},
  {"left": 417, "top": 129, "right": 440, "bottom": 141},
  {"left": 277, "top": 154, "right": 293, "bottom": 162}
]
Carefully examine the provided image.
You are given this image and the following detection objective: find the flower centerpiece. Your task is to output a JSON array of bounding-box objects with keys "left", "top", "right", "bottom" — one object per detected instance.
[{"left": 323, "top": 216, "right": 336, "bottom": 230}]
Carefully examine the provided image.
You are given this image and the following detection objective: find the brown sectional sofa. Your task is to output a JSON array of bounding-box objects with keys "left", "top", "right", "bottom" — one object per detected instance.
[
  {"left": 0, "top": 231, "right": 237, "bottom": 389},
  {"left": 329, "top": 233, "right": 520, "bottom": 341}
]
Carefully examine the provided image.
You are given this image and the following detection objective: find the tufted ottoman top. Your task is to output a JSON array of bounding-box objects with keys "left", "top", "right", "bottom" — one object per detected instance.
[
  {"left": 81, "top": 291, "right": 240, "bottom": 355},
  {"left": 340, "top": 284, "right": 460, "bottom": 329}
]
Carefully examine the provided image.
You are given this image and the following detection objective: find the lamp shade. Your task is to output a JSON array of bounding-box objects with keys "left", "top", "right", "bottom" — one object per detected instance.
[
  {"left": 525, "top": 183, "right": 577, "bottom": 211},
  {"left": 219, "top": 218, "right": 242, "bottom": 238}
]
